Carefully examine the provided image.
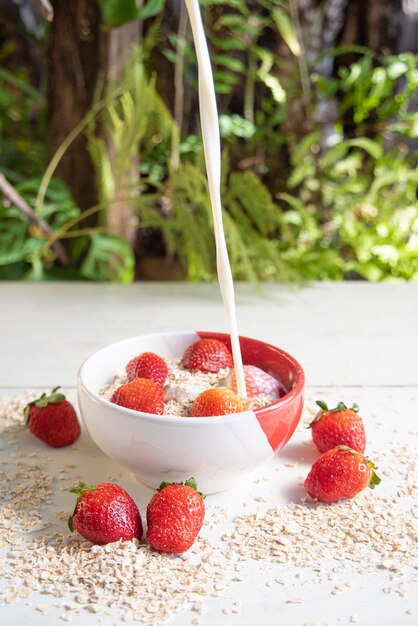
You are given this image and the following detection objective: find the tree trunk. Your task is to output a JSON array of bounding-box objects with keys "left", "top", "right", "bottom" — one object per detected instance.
[
  {"left": 47, "top": 0, "right": 140, "bottom": 242},
  {"left": 339, "top": 0, "right": 401, "bottom": 51}
]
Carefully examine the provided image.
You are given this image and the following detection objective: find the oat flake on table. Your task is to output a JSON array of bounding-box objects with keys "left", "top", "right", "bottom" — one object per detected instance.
[{"left": 1, "top": 392, "right": 417, "bottom": 625}]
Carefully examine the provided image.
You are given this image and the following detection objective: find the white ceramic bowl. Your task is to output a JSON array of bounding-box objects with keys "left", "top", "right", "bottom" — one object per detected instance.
[{"left": 78, "top": 331, "right": 305, "bottom": 493}]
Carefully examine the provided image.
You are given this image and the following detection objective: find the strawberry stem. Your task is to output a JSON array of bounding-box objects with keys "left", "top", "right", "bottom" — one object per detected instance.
[{"left": 315, "top": 400, "right": 329, "bottom": 411}]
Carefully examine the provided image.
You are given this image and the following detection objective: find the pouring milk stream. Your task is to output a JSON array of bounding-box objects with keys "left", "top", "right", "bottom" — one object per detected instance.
[{"left": 184, "top": 0, "right": 247, "bottom": 398}]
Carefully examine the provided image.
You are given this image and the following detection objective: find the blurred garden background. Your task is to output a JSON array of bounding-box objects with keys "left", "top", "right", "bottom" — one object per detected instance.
[{"left": 1, "top": 0, "right": 418, "bottom": 283}]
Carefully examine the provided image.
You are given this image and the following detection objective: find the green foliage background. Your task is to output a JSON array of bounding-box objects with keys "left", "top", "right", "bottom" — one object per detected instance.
[{"left": 1, "top": 0, "right": 418, "bottom": 282}]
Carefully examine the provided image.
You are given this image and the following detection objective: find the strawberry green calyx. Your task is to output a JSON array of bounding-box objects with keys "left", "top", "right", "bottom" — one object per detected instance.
[
  {"left": 157, "top": 477, "right": 203, "bottom": 497},
  {"left": 184, "top": 477, "right": 198, "bottom": 491},
  {"left": 315, "top": 400, "right": 359, "bottom": 415},
  {"left": 68, "top": 482, "right": 97, "bottom": 532},
  {"left": 69, "top": 481, "right": 97, "bottom": 498},
  {"left": 367, "top": 460, "right": 382, "bottom": 490},
  {"left": 157, "top": 481, "right": 172, "bottom": 491},
  {"left": 24, "top": 386, "right": 66, "bottom": 422}
]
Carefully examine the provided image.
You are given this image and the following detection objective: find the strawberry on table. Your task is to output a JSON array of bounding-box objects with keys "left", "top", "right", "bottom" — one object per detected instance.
[
  {"left": 24, "top": 387, "right": 80, "bottom": 447},
  {"left": 226, "top": 365, "right": 285, "bottom": 399},
  {"left": 126, "top": 352, "right": 168, "bottom": 386},
  {"left": 68, "top": 482, "right": 143, "bottom": 545},
  {"left": 191, "top": 387, "right": 243, "bottom": 417},
  {"left": 304, "top": 445, "right": 381, "bottom": 503},
  {"left": 182, "top": 338, "right": 233, "bottom": 373},
  {"left": 146, "top": 478, "right": 205, "bottom": 554},
  {"left": 310, "top": 400, "right": 366, "bottom": 454},
  {"left": 110, "top": 378, "right": 165, "bottom": 414}
]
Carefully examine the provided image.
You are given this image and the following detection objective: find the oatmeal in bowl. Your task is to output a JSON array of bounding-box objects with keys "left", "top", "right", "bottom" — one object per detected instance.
[{"left": 100, "top": 354, "right": 284, "bottom": 418}]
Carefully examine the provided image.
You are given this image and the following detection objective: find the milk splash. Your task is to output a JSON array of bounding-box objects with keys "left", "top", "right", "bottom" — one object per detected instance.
[{"left": 184, "top": 0, "right": 247, "bottom": 398}]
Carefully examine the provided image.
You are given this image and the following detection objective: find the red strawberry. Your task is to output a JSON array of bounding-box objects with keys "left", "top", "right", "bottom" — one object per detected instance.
[
  {"left": 110, "top": 378, "right": 164, "bottom": 414},
  {"left": 68, "top": 482, "right": 143, "bottom": 545},
  {"left": 310, "top": 400, "right": 366, "bottom": 454},
  {"left": 191, "top": 387, "right": 243, "bottom": 417},
  {"left": 24, "top": 387, "right": 80, "bottom": 447},
  {"left": 304, "top": 446, "right": 381, "bottom": 503},
  {"left": 146, "top": 478, "right": 205, "bottom": 554},
  {"left": 226, "top": 365, "right": 286, "bottom": 398},
  {"left": 182, "top": 338, "right": 233, "bottom": 373},
  {"left": 126, "top": 352, "right": 168, "bottom": 386}
]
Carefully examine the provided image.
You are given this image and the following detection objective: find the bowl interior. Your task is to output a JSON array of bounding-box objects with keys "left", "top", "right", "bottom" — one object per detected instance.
[
  {"left": 198, "top": 330, "right": 302, "bottom": 394},
  {"left": 80, "top": 331, "right": 199, "bottom": 399},
  {"left": 80, "top": 330, "right": 304, "bottom": 409}
]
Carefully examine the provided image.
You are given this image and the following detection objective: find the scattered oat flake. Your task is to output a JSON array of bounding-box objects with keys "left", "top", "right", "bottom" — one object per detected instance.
[{"left": 1, "top": 392, "right": 418, "bottom": 625}]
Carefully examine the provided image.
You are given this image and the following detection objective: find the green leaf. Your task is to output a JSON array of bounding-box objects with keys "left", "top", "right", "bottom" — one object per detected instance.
[
  {"left": 98, "top": 0, "right": 165, "bottom": 29},
  {"left": 271, "top": 8, "right": 301, "bottom": 56},
  {"left": 256, "top": 49, "right": 286, "bottom": 103},
  {"left": 219, "top": 114, "right": 256, "bottom": 139},
  {"left": 387, "top": 60, "right": 409, "bottom": 80},
  {"left": 0, "top": 68, "right": 45, "bottom": 103},
  {"left": 213, "top": 70, "right": 240, "bottom": 85},
  {"left": 211, "top": 36, "right": 246, "bottom": 52},
  {"left": 80, "top": 234, "right": 135, "bottom": 283},
  {"left": 214, "top": 14, "right": 247, "bottom": 28},
  {"left": 347, "top": 138, "right": 383, "bottom": 160},
  {"left": 214, "top": 54, "right": 246, "bottom": 73},
  {"left": 138, "top": 0, "right": 166, "bottom": 20},
  {"left": 98, "top": 0, "right": 139, "bottom": 29}
]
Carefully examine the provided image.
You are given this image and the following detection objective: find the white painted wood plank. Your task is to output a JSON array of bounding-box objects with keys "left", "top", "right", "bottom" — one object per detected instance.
[{"left": 1, "top": 282, "right": 417, "bottom": 387}]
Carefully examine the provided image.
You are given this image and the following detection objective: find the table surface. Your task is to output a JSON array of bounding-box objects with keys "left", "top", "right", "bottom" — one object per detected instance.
[{"left": 0, "top": 281, "right": 417, "bottom": 626}]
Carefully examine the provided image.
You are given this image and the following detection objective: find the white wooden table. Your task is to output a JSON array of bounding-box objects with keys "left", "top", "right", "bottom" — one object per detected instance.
[{"left": 1, "top": 282, "right": 417, "bottom": 626}]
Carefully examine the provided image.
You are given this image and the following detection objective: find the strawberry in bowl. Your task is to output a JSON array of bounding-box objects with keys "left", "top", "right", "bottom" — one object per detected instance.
[{"left": 77, "top": 331, "right": 304, "bottom": 493}]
